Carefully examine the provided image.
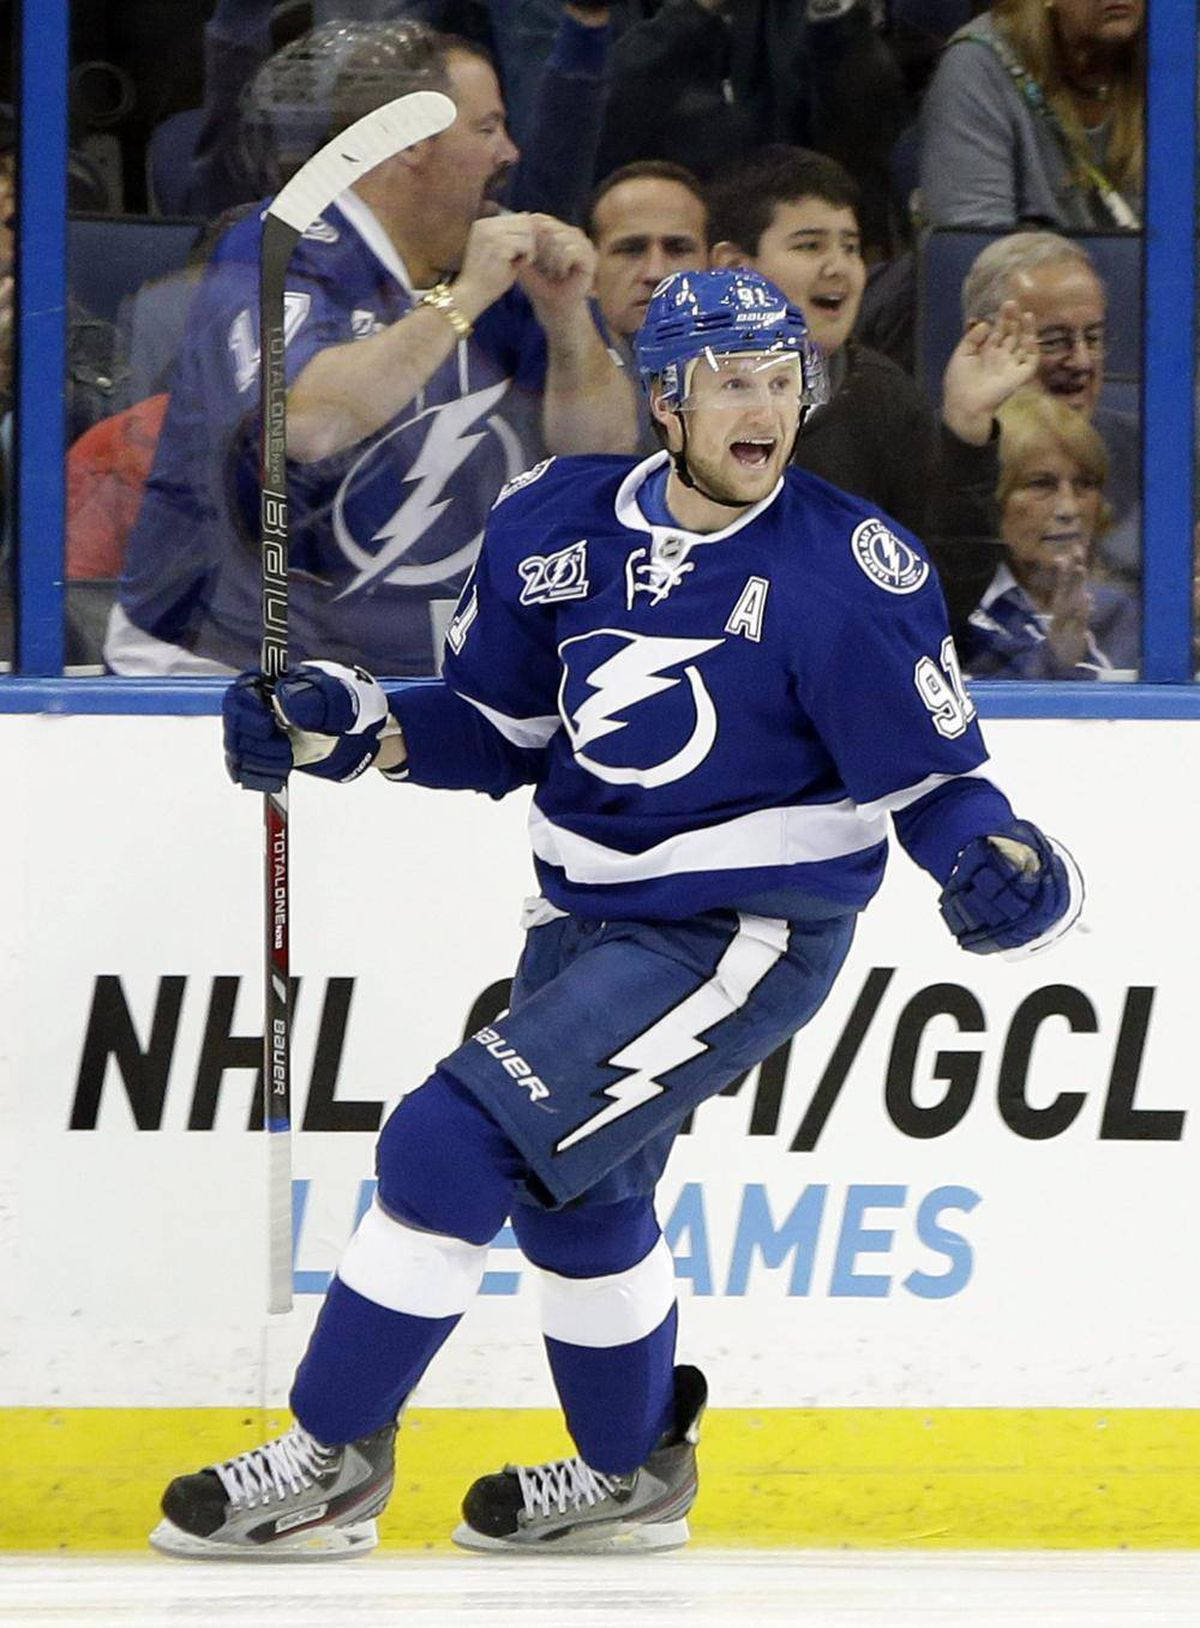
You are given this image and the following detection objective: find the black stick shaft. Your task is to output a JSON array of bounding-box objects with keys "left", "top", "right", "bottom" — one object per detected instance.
[{"left": 260, "top": 215, "right": 300, "bottom": 1315}]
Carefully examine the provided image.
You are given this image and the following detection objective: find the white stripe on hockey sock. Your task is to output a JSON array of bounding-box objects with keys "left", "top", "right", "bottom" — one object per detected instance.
[
  {"left": 535, "top": 1235, "right": 676, "bottom": 1348},
  {"left": 337, "top": 1200, "right": 489, "bottom": 1318}
]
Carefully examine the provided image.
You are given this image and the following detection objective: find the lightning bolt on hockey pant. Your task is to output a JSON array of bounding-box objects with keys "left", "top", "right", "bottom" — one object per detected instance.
[{"left": 291, "top": 905, "right": 854, "bottom": 1468}]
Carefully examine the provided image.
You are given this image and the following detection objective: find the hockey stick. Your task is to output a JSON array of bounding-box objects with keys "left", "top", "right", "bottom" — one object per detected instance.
[{"left": 258, "top": 88, "right": 456, "bottom": 1314}]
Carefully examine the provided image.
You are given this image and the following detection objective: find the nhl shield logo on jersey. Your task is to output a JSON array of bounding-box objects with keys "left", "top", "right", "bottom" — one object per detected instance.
[
  {"left": 850, "top": 518, "right": 929, "bottom": 595},
  {"left": 558, "top": 628, "right": 722, "bottom": 789},
  {"left": 492, "top": 457, "right": 555, "bottom": 508},
  {"left": 518, "top": 539, "right": 590, "bottom": 605}
]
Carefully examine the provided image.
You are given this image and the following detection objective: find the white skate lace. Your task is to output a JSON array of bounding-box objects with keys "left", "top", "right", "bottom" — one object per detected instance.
[
  {"left": 516, "top": 1455, "right": 630, "bottom": 1520},
  {"left": 213, "top": 1424, "right": 335, "bottom": 1509}
]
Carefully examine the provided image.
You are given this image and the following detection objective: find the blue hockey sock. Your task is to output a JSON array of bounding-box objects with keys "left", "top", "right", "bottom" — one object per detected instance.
[
  {"left": 290, "top": 1070, "right": 525, "bottom": 1445},
  {"left": 513, "top": 1196, "right": 679, "bottom": 1474},
  {"left": 545, "top": 1304, "right": 678, "bottom": 1474},
  {"left": 290, "top": 1275, "right": 460, "bottom": 1445}
]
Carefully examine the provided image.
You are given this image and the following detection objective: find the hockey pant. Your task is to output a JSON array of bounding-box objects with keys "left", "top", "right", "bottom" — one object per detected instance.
[{"left": 291, "top": 905, "right": 855, "bottom": 1472}]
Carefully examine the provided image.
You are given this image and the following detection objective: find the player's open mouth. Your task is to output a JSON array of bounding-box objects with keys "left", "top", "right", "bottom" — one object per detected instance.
[
  {"left": 809, "top": 292, "right": 845, "bottom": 314},
  {"left": 730, "top": 439, "right": 775, "bottom": 467}
]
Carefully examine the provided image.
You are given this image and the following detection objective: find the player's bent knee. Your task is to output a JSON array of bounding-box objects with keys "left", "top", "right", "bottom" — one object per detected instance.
[
  {"left": 513, "top": 1194, "right": 662, "bottom": 1279},
  {"left": 337, "top": 1200, "right": 490, "bottom": 1318},
  {"left": 375, "top": 1068, "right": 522, "bottom": 1245}
]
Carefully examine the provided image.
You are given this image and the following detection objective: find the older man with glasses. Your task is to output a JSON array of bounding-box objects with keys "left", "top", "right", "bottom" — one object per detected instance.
[{"left": 961, "top": 231, "right": 1140, "bottom": 586}]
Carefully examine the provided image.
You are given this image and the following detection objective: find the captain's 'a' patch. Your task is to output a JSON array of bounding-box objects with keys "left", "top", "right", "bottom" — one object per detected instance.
[
  {"left": 850, "top": 518, "right": 929, "bottom": 595},
  {"left": 725, "top": 575, "right": 769, "bottom": 641}
]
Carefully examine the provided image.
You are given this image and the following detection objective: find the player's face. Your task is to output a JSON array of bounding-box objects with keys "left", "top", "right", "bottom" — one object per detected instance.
[
  {"left": 421, "top": 53, "right": 519, "bottom": 234},
  {"left": 591, "top": 179, "right": 708, "bottom": 339},
  {"left": 661, "top": 352, "right": 803, "bottom": 510},
  {"left": 1001, "top": 442, "right": 1103, "bottom": 592},
  {"left": 736, "top": 198, "right": 865, "bottom": 357},
  {"left": 1007, "top": 261, "right": 1107, "bottom": 417}
]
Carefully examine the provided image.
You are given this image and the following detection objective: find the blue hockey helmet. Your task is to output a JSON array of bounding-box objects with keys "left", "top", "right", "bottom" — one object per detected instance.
[{"left": 633, "top": 268, "right": 830, "bottom": 408}]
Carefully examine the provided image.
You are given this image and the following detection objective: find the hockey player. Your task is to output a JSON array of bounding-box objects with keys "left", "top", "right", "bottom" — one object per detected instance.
[{"left": 151, "top": 269, "right": 1082, "bottom": 1561}]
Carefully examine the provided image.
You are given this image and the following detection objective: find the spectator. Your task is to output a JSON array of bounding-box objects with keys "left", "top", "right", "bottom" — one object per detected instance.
[
  {"left": 596, "top": 0, "right": 910, "bottom": 261},
  {"left": 962, "top": 230, "right": 1138, "bottom": 583},
  {"left": 170, "top": 0, "right": 607, "bottom": 230},
  {"left": 486, "top": 0, "right": 616, "bottom": 152},
  {"left": 707, "top": 144, "right": 1038, "bottom": 634},
  {"left": 67, "top": 395, "right": 171, "bottom": 583},
  {"left": 106, "top": 22, "right": 635, "bottom": 678},
  {"left": 587, "top": 160, "right": 708, "bottom": 448},
  {"left": 117, "top": 209, "right": 253, "bottom": 409},
  {"left": 502, "top": 3, "right": 614, "bottom": 226},
  {"left": 959, "top": 388, "right": 1138, "bottom": 679},
  {"left": 918, "top": 0, "right": 1144, "bottom": 231}
]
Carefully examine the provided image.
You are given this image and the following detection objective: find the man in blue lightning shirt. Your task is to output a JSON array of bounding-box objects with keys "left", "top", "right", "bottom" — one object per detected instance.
[{"left": 152, "top": 270, "right": 1082, "bottom": 1561}]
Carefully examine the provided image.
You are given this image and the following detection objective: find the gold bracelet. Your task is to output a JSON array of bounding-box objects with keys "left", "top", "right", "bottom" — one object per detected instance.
[{"left": 418, "top": 282, "right": 474, "bottom": 340}]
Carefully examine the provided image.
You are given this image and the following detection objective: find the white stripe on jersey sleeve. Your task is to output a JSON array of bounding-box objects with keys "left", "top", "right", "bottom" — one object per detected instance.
[
  {"left": 855, "top": 766, "right": 992, "bottom": 822},
  {"left": 461, "top": 693, "right": 561, "bottom": 749},
  {"left": 529, "top": 797, "right": 886, "bottom": 885}
]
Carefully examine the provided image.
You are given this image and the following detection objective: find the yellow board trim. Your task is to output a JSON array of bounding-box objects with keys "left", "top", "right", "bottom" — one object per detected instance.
[{"left": 2, "top": 1408, "right": 1198, "bottom": 1551}]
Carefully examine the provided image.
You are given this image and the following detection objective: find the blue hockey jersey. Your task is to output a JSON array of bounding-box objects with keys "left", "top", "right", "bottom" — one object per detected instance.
[
  {"left": 116, "top": 194, "right": 551, "bottom": 675},
  {"left": 389, "top": 452, "right": 1015, "bottom": 920}
]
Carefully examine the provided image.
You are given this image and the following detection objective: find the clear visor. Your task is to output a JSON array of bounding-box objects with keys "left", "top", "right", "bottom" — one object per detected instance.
[{"left": 655, "top": 348, "right": 825, "bottom": 414}]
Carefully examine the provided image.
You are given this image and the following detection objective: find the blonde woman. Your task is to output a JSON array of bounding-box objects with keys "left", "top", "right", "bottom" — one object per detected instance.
[
  {"left": 918, "top": 0, "right": 1144, "bottom": 230},
  {"left": 960, "top": 389, "right": 1139, "bottom": 678}
]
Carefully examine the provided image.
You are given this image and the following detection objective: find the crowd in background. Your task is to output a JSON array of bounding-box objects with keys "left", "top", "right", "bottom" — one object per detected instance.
[{"left": 0, "top": 0, "right": 1178, "bottom": 680}]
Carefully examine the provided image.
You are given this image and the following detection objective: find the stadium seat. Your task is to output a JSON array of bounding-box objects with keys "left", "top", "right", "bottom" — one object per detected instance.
[
  {"left": 67, "top": 214, "right": 204, "bottom": 325},
  {"left": 145, "top": 108, "right": 206, "bottom": 219}
]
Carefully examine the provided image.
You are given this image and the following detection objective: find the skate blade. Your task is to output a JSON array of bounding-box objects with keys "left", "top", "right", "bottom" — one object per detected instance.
[
  {"left": 450, "top": 1516, "right": 689, "bottom": 1556},
  {"left": 149, "top": 1516, "right": 379, "bottom": 1561}
]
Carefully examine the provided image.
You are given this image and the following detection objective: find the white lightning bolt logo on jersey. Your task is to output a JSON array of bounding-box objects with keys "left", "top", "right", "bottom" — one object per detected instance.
[
  {"left": 555, "top": 915, "right": 791, "bottom": 1153},
  {"left": 559, "top": 630, "right": 723, "bottom": 790},
  {"left": 333, "top": 380, "right": 520, "bottom": 595}
]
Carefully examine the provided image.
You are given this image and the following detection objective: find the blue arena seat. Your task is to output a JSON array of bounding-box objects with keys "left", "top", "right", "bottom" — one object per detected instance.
[
  {"left": 145, "top": 108, "right": 206, "bottom": 219},
  {"left": 915, "top": 227, "right": 1142, "bottom": 408},
  {"left": 67, "top": 214, "right": 205, "bottom": 325}
]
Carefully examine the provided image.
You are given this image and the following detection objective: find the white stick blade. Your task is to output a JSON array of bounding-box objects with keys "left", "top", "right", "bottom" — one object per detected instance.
[{"left": 268, "top": 89, "right": 457, "bottom": 233}]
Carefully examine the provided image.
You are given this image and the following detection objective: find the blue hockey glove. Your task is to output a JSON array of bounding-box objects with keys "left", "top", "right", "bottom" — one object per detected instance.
[
  {"left": 273, "top": 660, "right": 389, "bottom": 783},
  {"left": 222, "top": 672, "right": 292, "bottom": 792},
  {"left": 222, "top": 661, "right": 389, "bottom": 792},
  {"left": 939, "top": 818, "right": 1081, "bottom": 956}
]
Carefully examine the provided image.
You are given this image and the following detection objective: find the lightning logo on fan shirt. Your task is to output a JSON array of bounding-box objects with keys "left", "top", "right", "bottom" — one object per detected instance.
[
  {"left": 559, "top": 630, "right": 723, "bottom": 789},
  {"left": 333, "top": 380, "right": 520, "bottom": 595},
  {"left": 555, "top": 915, "right": 791, "bottom": 1153}
]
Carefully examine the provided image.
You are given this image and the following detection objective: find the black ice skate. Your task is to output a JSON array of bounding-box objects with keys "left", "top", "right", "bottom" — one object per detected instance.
[
  {"left": 149, "top": 1420, "right": 396, "bottom": 1560},
  {"left": 452, "top": 1365, "right": 707, "bottom": 1554}
]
